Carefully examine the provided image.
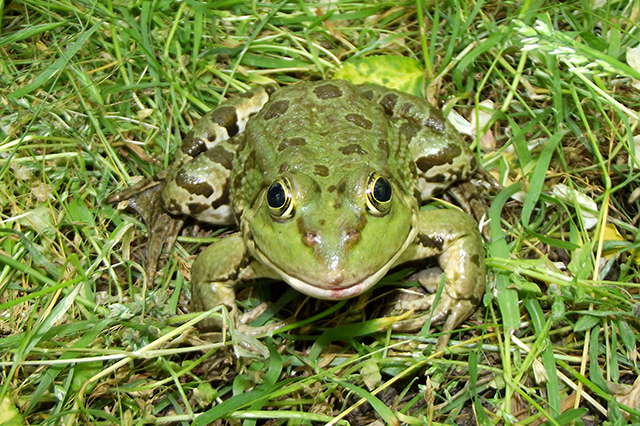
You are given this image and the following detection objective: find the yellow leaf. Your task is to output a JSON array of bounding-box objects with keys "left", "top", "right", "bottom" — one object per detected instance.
[
  {"left": 334, "top": 56, "right": 425, "bottom": 96},
  {"left": 601, "top": 223, "right": 640, "bottom": 265},
  {"left": 0, "top": 397, "right": 25, "bottom": 426}
]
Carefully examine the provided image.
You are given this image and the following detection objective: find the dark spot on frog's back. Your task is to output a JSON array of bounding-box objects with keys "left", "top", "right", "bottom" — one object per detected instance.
[
  {"left": 264, "top": 84, "right": 279, "bottom": 95},
  {"left": 188, "top": 202, "right": 209, "bottom": 215},
  {"left": 379, "top": 93, "right": 398, "bottom": 115},
  {"left": 400, "top": 102, "right": 416, "bottom": 116},
  {"left": 359, "top": 89, "right": 373, "bottom": 100},
  {"left": 263, "top": 100, "right": 289, "bottom": 120},
  {"left": 470, "top": 254, "right": 481, "bottom": 267},
  {"left": 418, "top": 233, "right": 444, "bottom": 251},
  {"left": 277, "top": 137, "right": 306, "bottom": 152},
  {"left": 425, "top": 174, "right": 447, "bottom": 183},
  {"left": 399, "top": 121, "right": 421, "bottom": 141},
  {"left": 208, "top": 106, "right": 239, "bottom": 137},
  {"left": 344, "top": 113, "right": 372, "bottom": 130},
  {"left": 279, "top": 163, "right": 290, "bottom": 174},
  {"left": 211, "top": 182, "right": 230, "bottom": 209},
  {"left": 204, "top": 145, "right": 235, "bottom": 169},
  {"left": 314, "top": 164, "right": 329, "bottom": 177},
  {"left": 416, "top": 145, "right": 462, "bottom": 172},
  {"left": 181, "top": 134, "right": 207, "bottom": 158},
  {"left": 175, "top": 171, "right": 214, "bottom": 198},
  {"left": 338, "top": 144, "right": 367, "bottom": 156},
  {"left": 425, "top": 110, "right": 447, "bottom": 132},
  {"left": 313, "top": 84, "right": 342, "bottom": 100}
]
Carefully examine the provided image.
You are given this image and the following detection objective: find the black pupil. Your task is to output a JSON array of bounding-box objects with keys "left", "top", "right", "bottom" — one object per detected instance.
[
  {"left": 373, "top": 177, "right": 391, "bottom": 202},
  {"left": 267, "top": 182, "right": 286, "bottom": 208}
]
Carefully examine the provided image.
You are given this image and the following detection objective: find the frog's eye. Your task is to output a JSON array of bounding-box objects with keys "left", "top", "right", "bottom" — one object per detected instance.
[
  {"left": 366, "top": 173, "right": 392, "bottom": 215},
  {"left": 266, "top": 177, "right": 294, "bottom": 219}
]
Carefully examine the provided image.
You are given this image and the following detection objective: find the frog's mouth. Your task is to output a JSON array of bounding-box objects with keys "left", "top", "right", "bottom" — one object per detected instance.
[
  {"left": 250, "top": 225, "right": 419, "bottom": 301},
  {"left": 281, "top": 265, "right": 391, "bottom": 300}
]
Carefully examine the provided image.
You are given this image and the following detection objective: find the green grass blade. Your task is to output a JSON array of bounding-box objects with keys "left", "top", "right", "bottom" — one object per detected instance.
[
  {"left": 521, "top": 132, "right": 565, "bottom": 228},
  {"left": 9, "top": 20, "right": 102, "bottom": 100}
]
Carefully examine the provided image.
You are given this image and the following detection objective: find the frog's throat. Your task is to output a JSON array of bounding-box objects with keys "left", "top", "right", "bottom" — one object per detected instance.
[{"left": 247, "top": 215, "right": 420, "bottom": 301}]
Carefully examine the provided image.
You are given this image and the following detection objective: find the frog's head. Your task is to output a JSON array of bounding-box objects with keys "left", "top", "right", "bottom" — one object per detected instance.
[{"left": 241, "top": 165, "right": 419, "bottom": 300}]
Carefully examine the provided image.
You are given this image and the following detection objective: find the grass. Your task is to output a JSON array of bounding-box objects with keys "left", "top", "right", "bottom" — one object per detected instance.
[{"left": 1, "top": 0, "right": 640, "bottom": 424}]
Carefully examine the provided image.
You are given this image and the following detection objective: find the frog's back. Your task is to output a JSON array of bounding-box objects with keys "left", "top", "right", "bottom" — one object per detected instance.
[{"left": 230, "top": 80, "right": 416, "bottom": 210}]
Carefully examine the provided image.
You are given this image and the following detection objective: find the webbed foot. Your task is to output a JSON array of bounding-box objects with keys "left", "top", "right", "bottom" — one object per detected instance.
[
  {"left": 391, "top": 268, "right": 481, "bottom": 350},
  {"left": 111, "top": 183, "right": 185, "bottom": 283},
  {"left": 390, "top": 209, "right": 486, "bottom": 351}
]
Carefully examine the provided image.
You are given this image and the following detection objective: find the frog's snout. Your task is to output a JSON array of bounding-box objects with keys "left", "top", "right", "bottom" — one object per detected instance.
[
  {"left": 300, "top": 226, "right": 362, "bottom": 288},
  {"left": 324, "top": 270, "right": 345, "bottom": 287}
]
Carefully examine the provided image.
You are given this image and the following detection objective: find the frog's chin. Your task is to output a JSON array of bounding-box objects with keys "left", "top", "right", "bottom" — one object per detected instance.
[{"left": 251, "top": 225, "right": 420, "bottom": 301}]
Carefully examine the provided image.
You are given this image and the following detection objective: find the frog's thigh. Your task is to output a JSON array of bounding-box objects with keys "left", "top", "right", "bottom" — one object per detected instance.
[
  {"left": 190, "top": 233, "right": 256, "bottom": 330},
  {"left": 161, "top": 151, "right": 234, "bottom": 224}
]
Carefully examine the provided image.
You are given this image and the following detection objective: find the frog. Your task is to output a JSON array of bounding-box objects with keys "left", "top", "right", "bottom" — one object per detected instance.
[{"left": 107, "top": 80, "right": 488, "bottom": 349}]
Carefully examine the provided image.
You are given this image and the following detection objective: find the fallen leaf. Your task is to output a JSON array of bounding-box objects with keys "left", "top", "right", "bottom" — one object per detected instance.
[{"left": 551, "top": 184, "right": 598, "bottom": 230}]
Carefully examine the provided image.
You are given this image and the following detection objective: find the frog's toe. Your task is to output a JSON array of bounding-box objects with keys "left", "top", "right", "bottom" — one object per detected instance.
[
  {"left": 142, "top": 211, "right": 184, "bottom": 283},
  {"left": 235, "top": 302, "right": 291, "bottom": 334},
  {"left": 434, "top": 297, "right": 479, "bottom": 349},
  {"left": 235, "top": 320, "right": 290, "bottom": 335},
  {"left": 194, "top": 296, "right": 290, "bottom": 336},
  {"left": 238, "top": 302, "right": 271, "bottom": 324},
  {"left": 445, "top": 181, "right": 491, "bottom": 239},
  {"left": 196, "top": 305, "right": 290, "bottom": 336}
]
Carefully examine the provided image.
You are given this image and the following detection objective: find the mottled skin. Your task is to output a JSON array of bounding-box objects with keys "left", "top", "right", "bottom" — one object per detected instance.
[{"left": 107, "top": 80, "right": 486, "bottom": 348}]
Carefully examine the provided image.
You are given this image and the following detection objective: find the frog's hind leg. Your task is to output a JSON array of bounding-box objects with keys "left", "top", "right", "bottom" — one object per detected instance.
[
  {"left": 106, "top": 168, "right": 182, "bottom": 283},
  {"left": 126, "top": 184, "right": 185, "bottom": 283}
]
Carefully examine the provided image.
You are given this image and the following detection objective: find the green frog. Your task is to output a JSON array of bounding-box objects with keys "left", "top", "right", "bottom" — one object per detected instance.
[{"left": 107, "top": 80, "right": 488, "bottom": 348}]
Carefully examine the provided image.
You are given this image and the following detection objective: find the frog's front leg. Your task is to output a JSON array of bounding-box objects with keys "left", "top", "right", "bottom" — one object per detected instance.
[
  {"left": 191, "top": 233, "right": 283, "bottom": 334},
  {"left": 392, "top": 209, "right": 485, "bottom": 349}
]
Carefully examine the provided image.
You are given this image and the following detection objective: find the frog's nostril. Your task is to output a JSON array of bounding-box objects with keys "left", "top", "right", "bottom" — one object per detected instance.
[
  {"left": 303, "top": 231, "right": 319, "bottom": 247},
  {"left": 344, "top": 230, "right": 360, "bottom": 246}
]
